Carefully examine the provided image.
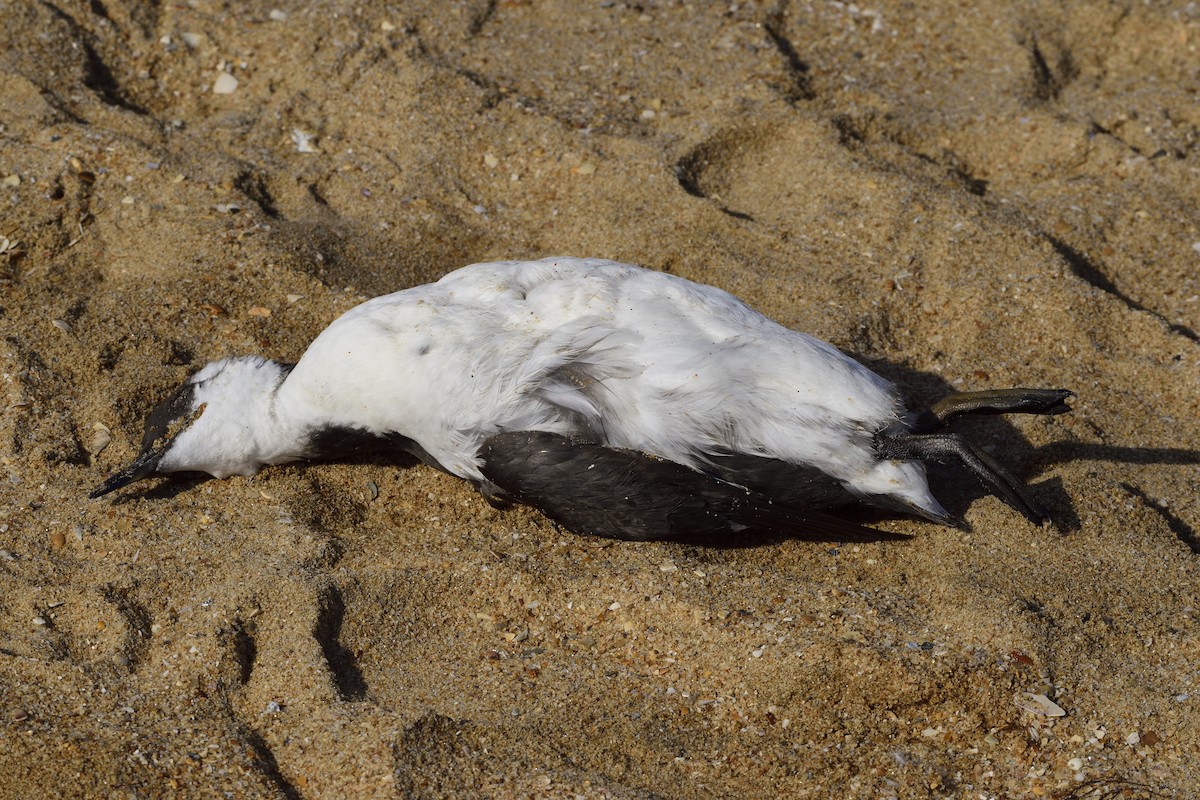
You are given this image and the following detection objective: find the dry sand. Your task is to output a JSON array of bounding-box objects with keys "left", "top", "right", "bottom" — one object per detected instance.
[{"left": 2, "top": 1, "right": 1199, "bottom": 797}]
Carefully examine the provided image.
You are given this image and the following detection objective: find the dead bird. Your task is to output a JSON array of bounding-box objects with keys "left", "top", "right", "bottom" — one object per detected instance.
[{"left": 91, "top": 257, "right": 1072, "bottom": 541}]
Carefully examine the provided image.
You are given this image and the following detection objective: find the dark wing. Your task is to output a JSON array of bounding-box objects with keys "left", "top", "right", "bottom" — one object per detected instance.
[
  {"left": 477, "top": 431, "right": 908, "bottom": 543},
  {"left": 700, "top": 452, "right": 857, "bottom": 510}
]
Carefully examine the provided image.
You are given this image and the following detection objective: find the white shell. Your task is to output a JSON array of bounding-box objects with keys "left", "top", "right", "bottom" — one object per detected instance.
[{"left": 1013, "top": 691, "right": 1067, "bottom": 717}]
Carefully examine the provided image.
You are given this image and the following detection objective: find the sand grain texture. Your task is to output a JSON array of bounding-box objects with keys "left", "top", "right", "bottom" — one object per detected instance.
[{"left": 1, "top": 1, "right": 1198, "bottom": 798}]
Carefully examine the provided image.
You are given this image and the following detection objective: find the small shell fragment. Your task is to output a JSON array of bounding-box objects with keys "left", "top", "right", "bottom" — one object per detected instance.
[
  {"left": 1014, "top": 691, "right": 1066, "bottom": 717},
  {"left": 248, "top": 306, "right": 272, "bottom": 317},
  {"left": 213, "top": 73, "right": 239, "bottom": 94},
  {"left": 291, "top": 129, "right": 318, "bottom": 153},
  {"left": 90, "top": 422, "right": 112, "bottom": 457}
]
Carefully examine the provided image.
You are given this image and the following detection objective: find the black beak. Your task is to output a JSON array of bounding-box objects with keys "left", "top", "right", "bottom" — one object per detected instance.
[{"left": 89, "top": 450, "right": 162, "bottom": 499}]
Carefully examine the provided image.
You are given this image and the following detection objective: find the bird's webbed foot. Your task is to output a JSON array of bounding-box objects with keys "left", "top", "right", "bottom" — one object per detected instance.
[
  {"left": 912, "top": 388, "right": 1073, "bottom": 434},
  {"left": 874, "top": 430, "right": 1051, "bottom": 526}
]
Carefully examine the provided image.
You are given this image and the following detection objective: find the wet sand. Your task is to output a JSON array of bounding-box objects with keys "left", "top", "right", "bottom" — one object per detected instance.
[{"left": 1, "top": 1, "right": 1198, "bottom": 797}]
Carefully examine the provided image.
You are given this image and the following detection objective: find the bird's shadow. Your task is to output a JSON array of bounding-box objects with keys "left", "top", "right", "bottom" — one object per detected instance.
[
  {"left": 106, "top": 471, "right": 212, "bottom": 503},
  {"left": 100, "top": 453, "right": 425, "bottom": 505}
]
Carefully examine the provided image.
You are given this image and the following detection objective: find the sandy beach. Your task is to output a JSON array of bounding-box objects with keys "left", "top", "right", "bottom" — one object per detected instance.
[{"left": 2, "top": 1, "right": 1198, "bottom": 797}]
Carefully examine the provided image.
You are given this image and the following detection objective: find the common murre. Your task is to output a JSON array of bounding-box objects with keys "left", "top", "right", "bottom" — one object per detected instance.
[{"left": 91, "top": 256, "right": 1072, "bottom": 541}]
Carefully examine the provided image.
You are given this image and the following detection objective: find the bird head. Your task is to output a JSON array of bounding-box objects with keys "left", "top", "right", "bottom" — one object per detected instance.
[{"left": 90, "top": 357, "right": 291, "bottom": 498}]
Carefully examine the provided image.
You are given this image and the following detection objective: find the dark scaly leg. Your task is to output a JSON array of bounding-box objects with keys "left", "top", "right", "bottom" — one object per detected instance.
[
  {"left": 875, "top": 431, "right": 1051, "bottom": 526},
  {"left": 912, "top": 388, "right": 1073, "bottom": 434}
]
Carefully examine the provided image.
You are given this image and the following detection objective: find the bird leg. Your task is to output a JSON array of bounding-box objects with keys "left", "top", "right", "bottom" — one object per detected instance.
[
  {"left": 912, "top": 388, "right": 1073, "bottom": 434},
  {"left": 874, "top": 431, "right": 1051, "bottom": 526}
]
